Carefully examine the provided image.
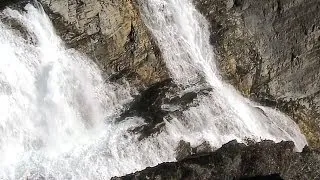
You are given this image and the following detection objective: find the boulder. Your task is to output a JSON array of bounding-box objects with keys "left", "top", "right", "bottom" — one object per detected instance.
[
  {"left": 119, "top": 79, "right": 212, "bottom": 139},
  {"left": 113, "top": 140, "right": 320, "bottom": 180}
]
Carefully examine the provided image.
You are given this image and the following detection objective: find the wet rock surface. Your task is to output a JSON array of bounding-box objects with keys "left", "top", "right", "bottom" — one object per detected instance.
[
  {"left": 195, "top": 0, "right": 320, "bottom": 148},
  {"left": 1, "top": 0, "right": 320, "bottom": 179},
  {"left": 119, "top": 79, "right": 212, "bottom": 139},
  {"left": 4, "top": 0, "right": 319, "bottom": 147},
  {"left": 175, "top": 140, "right": 213, "bottom": 161},
  {"left": 0, "top": 0, "right": 28, "bottom": 10},
  {"left": 113, "top": 140, "right": 320, "bottom": 180}
]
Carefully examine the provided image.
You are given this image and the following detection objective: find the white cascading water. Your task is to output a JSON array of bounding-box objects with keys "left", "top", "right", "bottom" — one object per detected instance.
[
  {"left": 139, "top": 0, "right": 307, "bottom": 149},
  {"left": 0, "top": 1, "right": 307, "bottom": 180}
]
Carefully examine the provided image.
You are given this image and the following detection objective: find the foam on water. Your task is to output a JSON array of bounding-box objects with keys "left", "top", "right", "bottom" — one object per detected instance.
[
  {"left": 0, "top": 1, "right": 308, "bottom": 179},
  {"left": 0, "top": 4, "right": 157, "bottom": 179}
]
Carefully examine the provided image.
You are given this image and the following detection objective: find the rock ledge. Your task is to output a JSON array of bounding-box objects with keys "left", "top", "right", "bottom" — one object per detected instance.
[{"left": 113, "top": 140, "right": 320, "bottom": 180}]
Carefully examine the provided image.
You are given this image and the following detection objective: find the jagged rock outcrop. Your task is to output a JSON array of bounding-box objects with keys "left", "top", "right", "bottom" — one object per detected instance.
[
  {"left": 113, "top": 140, "right": 320, "bottom": 180},
  {"left": 195, "top": 0, "right": 320, "bottom": 148},
  {"left": 19, "top": 0, "right": 168, "bottom": 90},
  {"left": 34, "top": 0, "right": 320, "bottom": 149},
  {"left": 119, "top": 79, "right": 212, "bottom": 139},
  {"left": 0, "top": 0, "right": 22, "bottom": 9},
  {"left": 42, "top": 0, "right": 169, "bottom": 90},
  {"left": 1, "top": 1, "right": 320, "bottom": 178},
  {"left": 175, "top": 140, "right": 213, "bottom": 161},
  {"left": 4, "top": 0, "right": 319, "bottom": 148},
  {"left": 1, "top": 0, "right": 169, "bottom": 90}
]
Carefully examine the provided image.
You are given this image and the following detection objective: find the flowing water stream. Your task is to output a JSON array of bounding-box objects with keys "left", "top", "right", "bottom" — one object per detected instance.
[
  {"left": 139, "top": 0, "right": 307, "bottom": 149},
  {"left": 0, "top": 0, "right": 307, "bottom": 179}
]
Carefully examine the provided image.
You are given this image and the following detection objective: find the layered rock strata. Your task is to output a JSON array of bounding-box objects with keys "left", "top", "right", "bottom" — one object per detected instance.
[
  {"left": 196, "top": 0, "right": 320, "bottom": 148},
  {"left": 39, "top": 0, "right": 169, "bottom": 90}
]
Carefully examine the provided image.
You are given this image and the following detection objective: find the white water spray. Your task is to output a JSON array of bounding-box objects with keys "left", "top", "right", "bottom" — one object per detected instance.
[
  {"left": 0, "top": 0, "right": 308, "bottom": 179},
  {"left": 0, "top": 4, "right": 153, "bottom": 179},
  {"left": 139, "top": 0, "right": 307, "bottom": 149}
]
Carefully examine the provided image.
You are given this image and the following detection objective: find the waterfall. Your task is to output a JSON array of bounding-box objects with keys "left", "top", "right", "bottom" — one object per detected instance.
[
  {"left": 138, "top": 0, "right": 307, "bottom": 149},
  {"left": 0, "top": 4, "right": 146, "bottom": 179},
  {"left": 0, "top": 1, "right": 307, "bottom": 180},
  {"left": 0, "top": 3, "right": 179, "bottom": 180}
]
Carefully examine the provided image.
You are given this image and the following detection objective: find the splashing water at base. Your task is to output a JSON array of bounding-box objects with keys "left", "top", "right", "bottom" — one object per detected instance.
[
  {"left": 139, "top": 0, "right": 307, "bottom": 150},
  {"left": 0, "top": 4, "right": 173, "bottom": 179},
  {"left": 0, "top": 1, "right": 308, "bottom": 180}
]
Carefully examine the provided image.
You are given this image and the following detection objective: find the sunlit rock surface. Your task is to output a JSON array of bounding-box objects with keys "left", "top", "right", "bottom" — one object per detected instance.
[
  {"left": 38, "top": 0, "right": 169, "bottom": 90},
  {"left": 5, "top": 1, "right": 318, "bottom": 148},
  {"left": 4, "top": 1, "right": 319, "bottom": 148},
  {"left": 0, "top": 0, "right": 318, "bottom": 179}
]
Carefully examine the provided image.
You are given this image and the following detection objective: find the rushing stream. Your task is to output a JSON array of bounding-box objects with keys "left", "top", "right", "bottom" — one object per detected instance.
[{"left": 0, "top": 0, "right": 307, "bottom": 179}]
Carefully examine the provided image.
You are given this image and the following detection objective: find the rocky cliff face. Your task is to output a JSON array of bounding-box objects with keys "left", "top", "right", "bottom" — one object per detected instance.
[
  {"left": 2, "top": 0, "right": 169, "bottom": 90},
  {"left": 3, "top": 0, "right": 319, "bottom": 147},
  {"left": 113, "top": 140, "right": 320, "bottom": 180},
  {"left": 195, "top": 0, "right": 320, "bottom": 148},
  {"left": 38, "top": 0, "right": 169, "bottom": 90},
  {"left": 1, "top": 0, "right": 320, "bottom": 179}
]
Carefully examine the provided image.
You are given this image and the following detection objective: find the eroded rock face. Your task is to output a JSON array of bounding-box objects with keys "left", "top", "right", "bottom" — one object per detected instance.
[
  {"left": 195, "top": 0, "right": 320, "bottom": 148},
  {"left": 1, "top": 0, "right": 169, "bottom": 90},
  {"left": 3, "top": 0, "right": 319, "bottom": 149},
  {"left": 119, "top": 79, "right": 212, "bottom": 139},
  {"left": 38, "top": 0, "right": 169, "bottom": 90},
  {"left": 113, "top": 140, "right": 320, "bottom": 180}
]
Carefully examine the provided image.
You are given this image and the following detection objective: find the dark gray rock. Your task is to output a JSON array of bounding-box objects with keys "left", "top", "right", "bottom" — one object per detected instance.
[
  {"left": 195, "top": 0, "right": 320, "bottom": 148},
  {"left": 0, "top": 0, "right": 28, "bottom": 10},
  {"left": 192, "top": 141, "right": 213, "bottom": 154},
  {"left": 113, "top": 140, "right": 320, "bottom": 180},
  {"left": 176, "top": 140, "right": 192, "bottom": 161},
  {"left": 119, "top": 79, "right": 212, "bottom": 139},
  {"left": 175, "top": 140, "right": 213, "bottom": 161}
]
